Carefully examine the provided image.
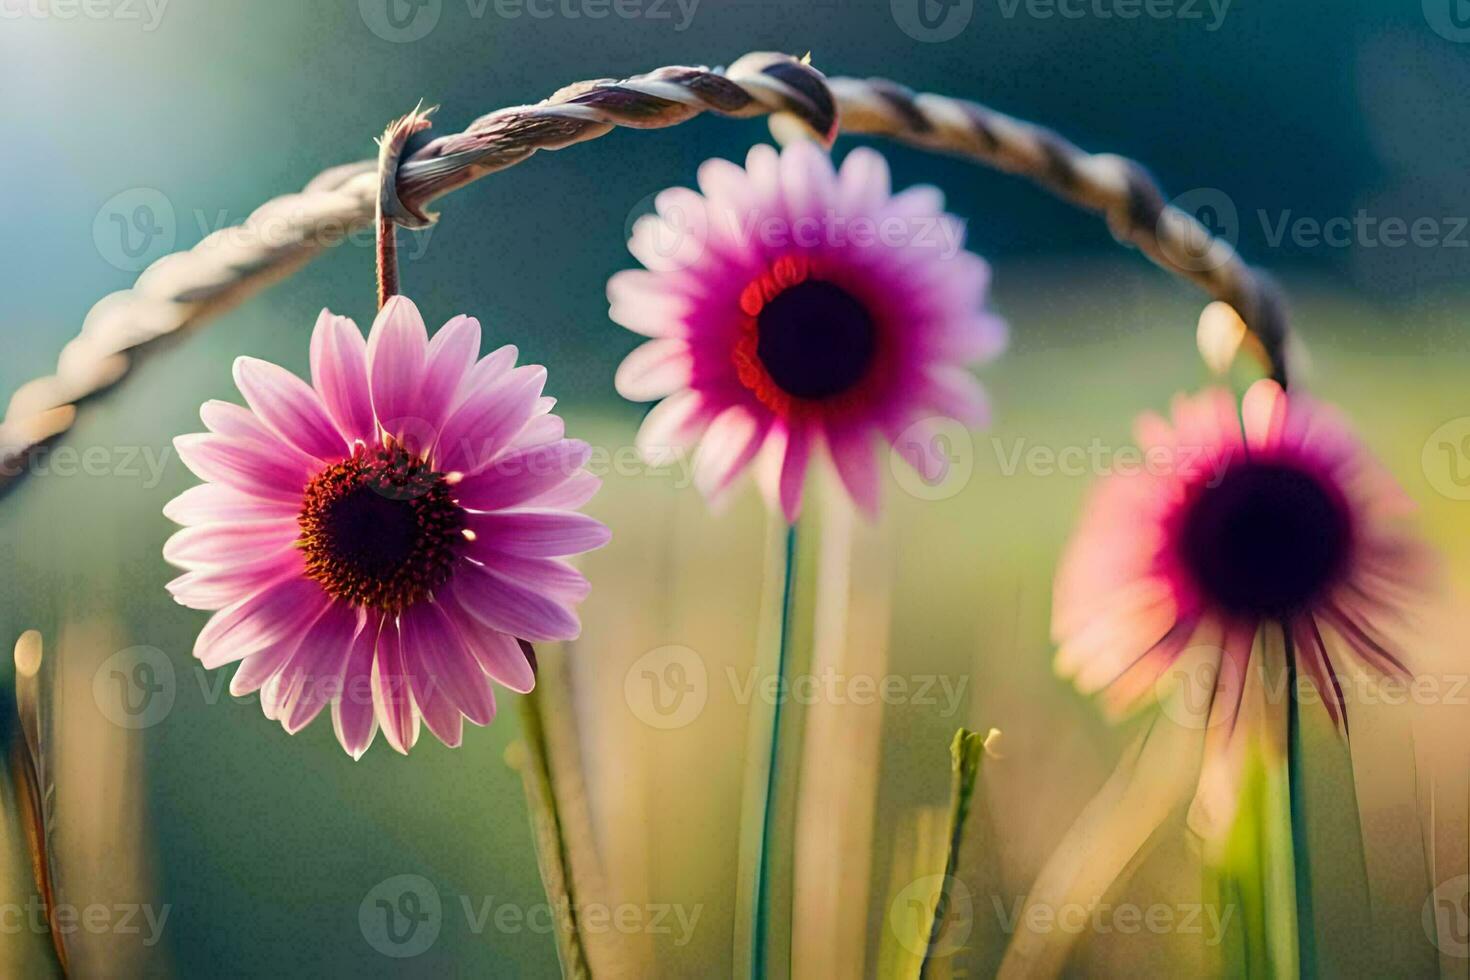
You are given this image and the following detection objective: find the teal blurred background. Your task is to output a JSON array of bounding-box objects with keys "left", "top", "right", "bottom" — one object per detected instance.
[{"left": 2, "top": 1, "right": 1470, "bottom": 977}]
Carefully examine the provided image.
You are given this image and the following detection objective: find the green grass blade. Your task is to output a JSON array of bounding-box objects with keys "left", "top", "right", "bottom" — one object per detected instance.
[
  {"left": 921, "top": 729, "right": 994, "bottom": 975},
  {"left": 508, "top": 656, "right": 593, "bottom": 980},
  {"left": 998, "top": 711, "right": 1202, "bottom": 978}
]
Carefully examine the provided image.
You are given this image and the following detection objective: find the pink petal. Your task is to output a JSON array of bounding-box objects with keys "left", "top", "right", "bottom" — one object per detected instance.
[
  {"left": 454, "top": 440, "right": 592, "bottom": 512},
  {"left": 230, "top": 625, "right": 312, "bottom": 699},
  {"left": 163, "top": 483, "right": 295, "bottom": 525},
  {"left": 463, "top": 545, "right": 591, "bottom": 603},
  {"left": 452, "top": 561, "right": 581, "bottom": 642},
  {"left": 274, "top": 601, "right": 363, "bottom": 735},
  {"left": 607, "top": 269, "right": 690, "bottom": 338},
  {"left": 778, "top": 423, "right": 812, "bottom": 523},
  {"left": 635, "top": 389, "right": 711, "bottom": 467},
  {"left": 417, "top": 314, "right": 482, "bottom": 445},
  {"left": 614, "top": 339, "right": 692, "bottom": 402},
  {"left": 166, "top": 551, "right": 302, "bottom": 611},
  {"left": 923, "top": 367, "right": 991, "bottom": 428},
  {"left": 371, "top": 620, "right": 421, "bottom": 755},
  {"left": 826, "top": 425, "right": 881, "bottom": 518},
  {"left": 696, "top": 156, "right": 756, "bottom": 210},
  {"left": 199, "top": 400, "right": 275, "bottom": 441},
  {"left": 401, "top": 602, "right": 496, "bottom": 738},
  {"left": 1056, "top": 577, "right": 1179, "bottom": 690},
  {"left": 466, "top": 509, "right": 611, "bottom": 558},
  {"left": 193, "top": 574, "right": 328, "bottom": 669},
  {"left": 778, "top": 138, "right": 836, "bottom": 219},
  {"left": 396, "top": 602, "right": 458, "bottom": 746},
  {"left": 453, "top": 344, "right": 518, "bottom": 408},
  {"left": 434, "top": 365, "right": 546, "bottom": 475},
  {"left": 333, "top": 615, "right": 382, "bottom": 759},
  {"left": 836, "top": 146, "right": 891, "bottom": 216},
  {"left": 441, "top": 597, "right": 536, "bottom": 692},
  {"left": 693, "top": 404, "right": 766, "bottom": 502},
  {"left": 932, "top": 313, "right": 1008, "bottom": 364},
  {"left": 626, "top": 187, "right": 712, "bottom": 274},
  {"left": 366, "top": 295, "right": 429, "bottom": 445},
  {"left": 505, "top": 412, "right": 566, "bottom": 452},
  {"left": 174, "top": 433, "right": 317, "bottom": 503},
  {"left": 163, "top": 519, "right": 300, "bottom": 569},
  {"left": 233, "top": 356, "right": 347, "bottom": 460},
  {"left": 1241, "top": 378, "right": 1288, "bottom": 451},
  {"left": 523, "top": 471, "right": 602, "bottom": 510},
  {"left": 309, "top": 309, "right": 377, "bottom": 445}
]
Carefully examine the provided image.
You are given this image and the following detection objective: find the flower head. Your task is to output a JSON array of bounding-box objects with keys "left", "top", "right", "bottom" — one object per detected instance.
[
  {"left": 1053, "top": 379, "right": 1430, "bottom": 792},
  {"left": 163, "top": 297, "right": 609, "bottom": 757},
  {"left": 609, "top": 142, "right": 1006, "bottom": 521}
]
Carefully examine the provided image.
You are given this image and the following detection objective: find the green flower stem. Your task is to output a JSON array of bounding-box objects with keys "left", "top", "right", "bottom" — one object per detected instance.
[
  {"left": 754, "top": 523, "right": 799, "bottom": 978},
  {"left": 734, "top": 518, "right": 800, "bottom": 980}
]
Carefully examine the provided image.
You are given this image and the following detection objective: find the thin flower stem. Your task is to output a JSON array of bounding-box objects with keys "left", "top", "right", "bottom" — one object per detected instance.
[
  {"left": 734, "top": 518, "right": 801, "bottom": 979},
  {"left": 375, "top": 106, "right": 436, "bottom": 311},
  {"left": 4, "top": 631, "right": 67, "bottom": 977},
  {"left": 753, "top": 522, "right": 799, "bottom": 979},
  {"left": 1284, "top": 629, "right": 1318, "bottom": 978},
  {"left": 374, "top": 215, "right": 398, "bottom": 311},
  {"left": 508, "top": 682, "right": 593, "bottom": 980}
]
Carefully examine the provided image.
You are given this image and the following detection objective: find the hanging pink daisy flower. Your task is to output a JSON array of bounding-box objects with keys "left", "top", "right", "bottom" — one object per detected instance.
[
  {"left": 163, "top": 297, "right": 609, "bottom": 758},
  {"left": 1052, "top": 379, "right": 1431, "bottom": 771},
  {"left": 608, "top": 141, "right": 1006, "bottom": 522}
]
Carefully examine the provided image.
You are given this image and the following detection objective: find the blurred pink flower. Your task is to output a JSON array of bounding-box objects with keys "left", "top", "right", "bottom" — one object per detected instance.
[
  {"left": 1053, "top": 380, "right": 1431, "bottom": 795},
  {"left": 608, "top": 141, "right": 1006, "bottom": 522},
  {"left": 163, "top": 297, "right": 609, "bottom": 758}
]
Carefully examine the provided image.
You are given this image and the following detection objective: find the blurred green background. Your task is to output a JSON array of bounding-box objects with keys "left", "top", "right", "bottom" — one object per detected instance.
[{"left": 2, "top": 1, "right": 1469, "bottom": 977}]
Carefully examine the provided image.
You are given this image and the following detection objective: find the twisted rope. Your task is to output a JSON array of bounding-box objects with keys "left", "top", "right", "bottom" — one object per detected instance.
[
  {"left": 0, "top": 52, "right": 1288, "bottom": 489},
  {"left": 828, "top": 76, "right": 1291, "bottom": 385}
]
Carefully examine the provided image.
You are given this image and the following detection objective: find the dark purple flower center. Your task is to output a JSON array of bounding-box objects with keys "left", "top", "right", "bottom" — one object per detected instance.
[
  {"left": 756, "top": 279, "right": 877, "bottom": 401},
  {"left": 299, "top": 444, "right": 465, "bottom": 611},
  {"left": 1178, "top": 459, "right": 1351, "bottom": 618}
]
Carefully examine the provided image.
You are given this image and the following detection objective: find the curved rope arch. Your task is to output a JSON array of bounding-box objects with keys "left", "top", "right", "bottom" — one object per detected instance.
[{"left": 0, "top": 50, "right": 1288, "bottom": 489}]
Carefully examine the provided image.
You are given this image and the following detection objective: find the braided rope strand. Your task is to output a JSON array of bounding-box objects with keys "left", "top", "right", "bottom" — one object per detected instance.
[
  {"left": 828, "top": 76, "right": 1291, "bottom": 385},
  {"left": 0, "top": 54, "right": 1286, "bottom": 489}
]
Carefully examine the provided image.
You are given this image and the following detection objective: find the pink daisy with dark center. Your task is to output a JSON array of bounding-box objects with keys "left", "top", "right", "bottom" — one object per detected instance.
[
  {"left": 609, "top": 141, "right": 1006, "bottom": 521},
  {"left": 1053, "top": 379, "right": 1431, "bottom": 753},
  {"left": 163, "top": 297, "right": 609, "bottom": 757}
]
